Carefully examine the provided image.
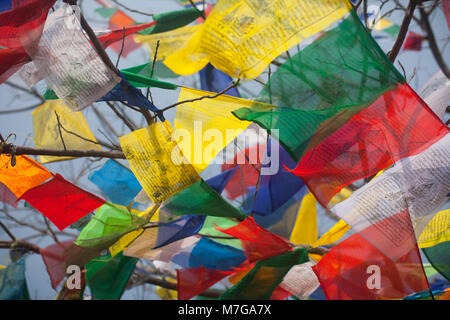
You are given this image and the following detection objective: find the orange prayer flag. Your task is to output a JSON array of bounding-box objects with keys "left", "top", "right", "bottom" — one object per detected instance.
[{"left": 0, "top": 154, "right": 52, "bottom": 198}]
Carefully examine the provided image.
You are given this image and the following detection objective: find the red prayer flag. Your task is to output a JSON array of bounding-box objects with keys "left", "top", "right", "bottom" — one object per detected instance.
[
  {"left": 403, "top": 31, "right": 424, "bottom": 51},
  {"left": 40, "top": 240, "right": 75, "bottom": 289},
  {"left": 289, "top": 83, "right": 449, "bottom": 208},
  {"left": 177, "top": 266, "right": 234, "bottom": 300},
  {"left": 0, "top": 0, "right": 56, "bottom": 50},
  {"left": 97, "top": 21, "right": 156, "bottom": 50},
  {"left": 0, "top": 47, "right": 30, "bottom": 84},
  {"left": 221, "top": 144, "right": 263, "bottom": 200},
  {"left": 107, "top": 10, "right": 141, "bottom": 58},
  {"left": 443, "top": 0, "right": 450, "bottom": 30},
  {"left": 312, "top": 210, "right": 430, "bottom": 300},
  {"left": 215, "top": 217, "right": 293, "bottom": 263},
  {"left": 19, "top": 174, "right": 106, "bottom": 231}
]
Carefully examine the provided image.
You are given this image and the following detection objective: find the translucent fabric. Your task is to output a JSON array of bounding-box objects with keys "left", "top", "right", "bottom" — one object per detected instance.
[
  {"left": 19, "top": 174, "right": 106, "bottom": 231},
  {"left": 88, "top": 159, "right": 142, "bottom": 207},
  {"left": 290, "top": 84, "right": 449, "bottom": 207},
  {"left": 85, "top": 252, "right": 138, "bottom": 300},
  {"left": 188, "top": 238, "right": 246, "bottom": 271},
  {"left": 155, "top": 215, "right": 205, "bottom": 249},
  {"left": 96, "top": 21, "right": 156, "bottom": 50},
  {"left": 137, "top": 7, "right": 204, "bottom": 35},
  {"left": 418, "top": 70, "right": 450, "bottom": 121},
  {"left": 162, "top": 180, "right": 248, "bottom": 219},
  {"left": 422, "top": 241, "right": 450, "bottom": 281},
  {"left": 221, "top": 144, "right": 262, "bottom": 200},
  {"left": 204, "top": 167, "right": 237, "bottom": 195},
  {"left": 418, "top": 209, "right": 449, "bottom": 249},
  {"left": 289, "top": 193, "right": 318, "bottom": 245},
  {"left": 219, "top": 248, "right": 308, "bottom": 300},
  {"left": 134, "top": 25, "right": 201, "bottom": 61},
  {"left": 25, "top": 4, "right": 120, "bottom": 110},
  {"left": 174, "top": 88, "right": 252, "bottom": 172},
  {"left": 75, "top": 202, "right": 147, "bottom": 248},
  {"left": 0, "top": 154, "right": 52, "bottom": 198},
  {"left": 232, "top": 10, "right": 405, "bottom": 161},
  {"left": 0, "top": 182, "right": 18, "bottom": 208},
  {"left": 0, "top": 257, "right": 29, "bottom": 300},
  {"left": 331, "top": 134, "right": 450, "bottom": 249},
  {"left": 279, "top": 262, "right": 320, "bottom": 300},
  {"left": 40, "top": 240, "right": 75, "bottom": 289},
  {"left": 199, "top": 63, "right": 240, "bottom": 97},
  {"left": 119, "top": 121, "right": 200, "bottom": 203},
  {"left": 0, "top": 0, "right": 55, "bottom": 50},
  {"left": 198, "top": 216, "right": 241, "bottom": 249},
  {"left": 177, "top": 266, "right": 235, "bottom": 300},
  {"left": 0, "top": 47, "right": 30, "bottom": 84},
  {"left": 32, "top": 100, "right": 102, "bottom": 163},
  {"left": 215, "top": 217, "right": 293, "bottom": 263},
  {"left": 164, "top": 0, "right": 351, "bottom": 79},
  {"left": 312, "top": 210, "right": 430, "bottom": 300},
  {"left": 250, "top": 140, "right": 305, "bottom": 216}
]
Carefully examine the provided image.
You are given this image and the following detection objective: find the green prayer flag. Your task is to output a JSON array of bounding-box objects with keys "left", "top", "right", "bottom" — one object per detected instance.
[
  {"left": 422, "top": 241, "right": 450, "bottom": 281},
  {"left": 219, "top": 248, "right": 308, "bottom": 300},
  {"left": 199, "top": 216, "right": 242, "bottom": 249},
  {"left": 232, "top": 10, "right": 404, "bottom": 161},
  {"left": 75, "top": 202, "right": 147, "bottom": 248},
  {"left": 163, "top": 180, "right": 248, "bottom": 219},
  {"left": 85, "top": 252, "right": 138, "bottom": 300},
  {"left": 137, "top": 8, "right": 204, "bottom": 36}
]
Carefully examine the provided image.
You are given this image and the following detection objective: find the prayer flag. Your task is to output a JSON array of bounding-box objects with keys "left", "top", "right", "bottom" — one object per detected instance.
[
  {"left": 88, "top": 159, "right": 142, "bottom": 207},
  {"left": 24, "top": 4, "right": 120, "bottom": 111},
  {"left": 85, "top": 252, "right": 138, "bottom": 300},
  {"left": 119, "top": 121, "right": 200, "bottom": 203},
  {"left": 0, "top": 154, "right": 52, "bottom": 198},
  {"left": 32, "top": 100, "right": 102, "bottom": 163},
  {"left": 174, "top": 87, "right": 252, "bottom": 172},
  {"left": 19, "top": 173, "right": 106, "bottom": 231},
  {"left": 403, "top": 31, "right": 424, "bottom": 51},
  {"left": 0, "top": 257, "right": 29, "bottom": 300},
  {"left": 164, "top": 0, "right": 352, "bottom": 79}
]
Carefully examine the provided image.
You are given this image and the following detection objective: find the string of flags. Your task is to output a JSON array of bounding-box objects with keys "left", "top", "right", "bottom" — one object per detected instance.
[{"left": 0, "top": 0, "right": 449, "bottom": 301}]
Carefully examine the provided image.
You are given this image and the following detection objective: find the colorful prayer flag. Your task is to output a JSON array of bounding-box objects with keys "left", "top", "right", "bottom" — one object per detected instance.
[
  {"left": 85, "top": 252, "right": 138, "bottom": 300},
  {"left": 24, "top": 4, "right": 120, "bottom": 110},
  {"left": 88, "top": 159, "right": 142, "bottom": 207},
  {"left": 164, "top": 0, "right": 352, "bottom": 79},
  {"left": 19, "top": 173, "right": 106, "bottom": 231},
  {"left": 32, "top": 100, "right": 103, "bottom": 163},
  {"left": 0, "top": 154, "right": 52, "bottom": 198},
  {"left": 119, "top": 121, "right": 200, "bottom": 203},
  {"left": 218, "top": 248, "right": 308, "bottom": 300},
  {"left": 174, "top": 87, "right": 253, "bottom": 172},
  {"left": 403, "top": 31, "right": 424, "bottom": 51}
]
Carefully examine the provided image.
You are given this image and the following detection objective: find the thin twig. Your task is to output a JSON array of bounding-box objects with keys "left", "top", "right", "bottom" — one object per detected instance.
[
  {"left": 0, "top": 221, "right": 16, "bottom": 241},
  {"left": 388, "top": 0, "right": 418, "bottom": 63},
  {"left": 115, "top": 27, "right": 126, "bottom": 69},
  {"left": 110, "top": 0, "right": 154, "bottom": 17},
  {"left": 154, "top": 80, "right": 240, "bottom": 119},
  {"left": 54, "top": 111, "right": 68, "bottom": 151}
]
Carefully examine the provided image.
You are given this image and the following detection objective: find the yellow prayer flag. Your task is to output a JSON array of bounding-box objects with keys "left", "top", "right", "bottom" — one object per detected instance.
[
  {"left": 164, "top": 0, "right": 351, "bottom": 79},
  {"left": 174, "top": 87, "right": 253, "bottom": 172},
  {"left": 290, "top": 193, "right": 318, "bottom": 245},
  {"left": 109, "top": 205, "right": 160, "bottom": 257},
  {"left": 155, "top": 277, "right": 177, "bottom": 300},
  {"left": 310, "top": 219, "right": 351, "bottom": 262},
  {"left": 313, "top": 219, "right": 351, "bottom": 248},
  {"left": 372, "top": 18, "right": 393, "bottom": 30},
  {"left": 418, "top": 209, "right": 450, "bottom": 249},
  {"left": 0, "top": 265, "right": 5, "bottom": 270},
  {"left": 134, "top": 25, "right": 200, "bottom": 61},
  {"left": 119, "top": 121, "right": 200, "bottom": 203},
  {"left": 0, "top": 154, "right": 53, "bottom": 198},
  {"left": 32, "top": 100, "right": 102, "bottom": 163}
]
